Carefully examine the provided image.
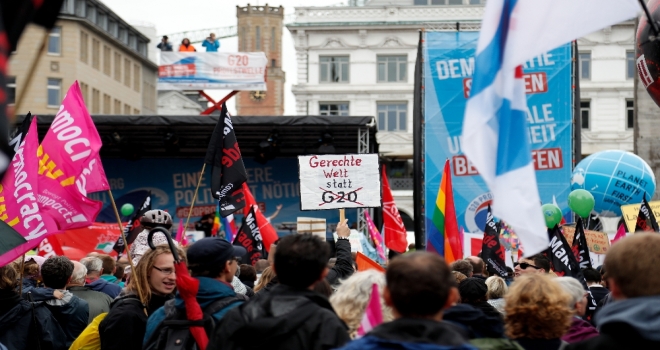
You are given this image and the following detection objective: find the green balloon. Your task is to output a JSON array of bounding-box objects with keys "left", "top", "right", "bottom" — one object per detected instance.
[
  {"left": 541, "top": 203, "right": 563, "bottom": 229},
  {"left": 120, "top": 203, "right": 135, "bottom": 217},
  {"left": 568, "top": 189, "right": 595, "bottom": 218}
]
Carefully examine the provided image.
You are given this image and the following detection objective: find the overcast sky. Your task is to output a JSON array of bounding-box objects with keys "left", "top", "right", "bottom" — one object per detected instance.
[{"left": 101, "top": 0, "right": 344, "bottom": 115}]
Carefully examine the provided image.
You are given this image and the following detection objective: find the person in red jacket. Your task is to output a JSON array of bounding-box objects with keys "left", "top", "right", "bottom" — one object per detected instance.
[{"left": 179, "top": 38, "right": 196, "bottom": 52}]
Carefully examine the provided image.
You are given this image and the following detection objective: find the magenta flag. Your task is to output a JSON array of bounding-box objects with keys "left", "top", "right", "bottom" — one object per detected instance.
[
  {"left": 37, "top": 81, "right": 107, "bottom": 231},
  {"left": 0, "top": 118, "right": 59, "bottom": 266},
  {"left": 365, "top": 211, "right": 386, "bottom": 262},
  {"left": 612, "top": 224, "right": 626, "bottom": 245},
  {"left": 356, "top": 283, "right": 383, "bottom": 338}
]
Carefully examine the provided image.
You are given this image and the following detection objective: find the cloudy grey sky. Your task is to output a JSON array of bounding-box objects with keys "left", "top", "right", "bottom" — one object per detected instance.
[{"left": 102, "top": 0, "right": 344, "bottom": 114}]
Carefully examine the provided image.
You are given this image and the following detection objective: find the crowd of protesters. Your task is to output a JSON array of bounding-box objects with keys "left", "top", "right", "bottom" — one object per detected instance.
[
  {"left": 0, "top": 208, "right": 659, "bottom": 350},
  {"left": 156, "top": 33, "right": 220, "bottom": 53}
]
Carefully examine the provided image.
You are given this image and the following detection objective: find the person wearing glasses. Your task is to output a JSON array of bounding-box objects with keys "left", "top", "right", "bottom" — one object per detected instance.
[
  {"left": 143, "top": 238, "right": 247, "bottom": 346},
  {"left": 513, "top": 254, "right": 550, "bottom": 278},
  {"left": 100, "top": 245, "right": 184, "bottom": 350}
]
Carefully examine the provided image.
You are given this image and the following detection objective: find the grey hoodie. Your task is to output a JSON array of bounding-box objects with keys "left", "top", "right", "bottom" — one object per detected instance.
[{"left": 595, "top": 295, "right": 660, "bottom": 341}]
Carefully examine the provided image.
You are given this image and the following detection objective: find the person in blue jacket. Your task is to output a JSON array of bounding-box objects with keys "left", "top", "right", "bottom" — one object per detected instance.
[
  {"left": 202, "top": 33, "right": 220, "bottom": 52},
  {"left": 338, "top": 252, "right": 477, "bottom": 350}
]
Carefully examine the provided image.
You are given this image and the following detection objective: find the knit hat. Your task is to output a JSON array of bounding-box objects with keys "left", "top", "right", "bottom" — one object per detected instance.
[{"left": 459, "top": 277, "right": 488, "bottom": 302}]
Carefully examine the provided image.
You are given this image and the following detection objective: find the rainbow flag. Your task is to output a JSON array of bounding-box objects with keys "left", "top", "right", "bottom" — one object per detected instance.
[
  {"left": 427, "top": 160, "right": 462, "bottom": 263},
  {"left": 222, "top": 214, "right": 237, "bottom": 242},
  {"left": 211, "top": 202, "right": 220, "bottom": 237}
]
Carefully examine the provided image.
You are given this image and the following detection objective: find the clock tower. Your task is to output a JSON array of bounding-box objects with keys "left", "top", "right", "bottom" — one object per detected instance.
[{"left": 236, "top": 4, "right": 285, "bottom": 116}]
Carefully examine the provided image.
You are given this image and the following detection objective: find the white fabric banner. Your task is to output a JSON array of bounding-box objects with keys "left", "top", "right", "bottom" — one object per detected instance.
[{"left": 298, "top": 154, "right": 381, "bottom": 210}]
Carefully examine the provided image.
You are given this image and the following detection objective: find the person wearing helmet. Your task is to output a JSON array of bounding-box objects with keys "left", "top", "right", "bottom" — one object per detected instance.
[{"left": 127, "top": 210, "right": 178, "bottom": 275}]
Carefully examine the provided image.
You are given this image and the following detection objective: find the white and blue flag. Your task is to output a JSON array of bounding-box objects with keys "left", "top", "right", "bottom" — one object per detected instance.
[{"left": 463, "top": 0, "right": 639, "bottom": 256}]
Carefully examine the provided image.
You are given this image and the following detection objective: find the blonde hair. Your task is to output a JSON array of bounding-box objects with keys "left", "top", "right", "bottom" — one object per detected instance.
[
  {"left": 128, "top": 245, "right": 185, "bottom": 306},
  {"left": 452, "top": 271, "right": 467, "bottom": 285},
  {"left": 254, "top": 266, "right": 275, "bottom": 292},
  {"left": 504, "top": 274, "right": 572, "bottom": 339},
  {"left": 486, "top": 276, "right": 508, "bottom": 299},
  {"left": 330, "top": 270, "right": 394, "bottom": 339}
]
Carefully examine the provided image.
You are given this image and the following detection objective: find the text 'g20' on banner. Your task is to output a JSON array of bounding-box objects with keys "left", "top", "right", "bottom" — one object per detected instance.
[
  {"left": 423, "top": 32, "right": 573, "bottom": 235},
  {"left": 158, "top": 52, "right": 267, "bottom": 91},
  {"left": 298, "top": 154, "right": 381, "bottom": 210}
]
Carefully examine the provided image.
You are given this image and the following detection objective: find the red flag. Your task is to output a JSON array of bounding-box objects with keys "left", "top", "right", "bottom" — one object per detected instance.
[
  {"left": 242, "top": 183, "right": 278, "bottom": 252},
  {"left": 37, "top": 237, "right": 64, "bottom": 259},
  {"left": 381, "top": 166, "right": 408, "bottom": 253},
  {"left": 356, "top": 252, "right": 385, "bottom": 272}
]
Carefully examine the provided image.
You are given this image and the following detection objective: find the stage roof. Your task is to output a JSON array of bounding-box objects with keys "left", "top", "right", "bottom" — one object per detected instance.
[{"left": 18, "top": 114, "right": 378, "bottom": 159}]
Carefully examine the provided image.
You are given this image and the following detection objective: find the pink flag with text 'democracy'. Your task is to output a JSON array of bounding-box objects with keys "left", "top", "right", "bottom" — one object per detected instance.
[
  {"left": 0, "top": 118, "right": 59, "bottom": 266},
  {"left": 37, "top": 81, "right": 108, "bottom": 231},
  {"left": 356, "top": 283, "right": 384, "bottom": 339}
]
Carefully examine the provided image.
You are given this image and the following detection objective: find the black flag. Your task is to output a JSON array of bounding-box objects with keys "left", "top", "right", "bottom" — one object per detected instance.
[
  {"left": 635, "top": 196, "right": 659, "bottom": 232},
  {"left": 204, "top": 103, "right": 247, "bottom": 217},
  {"left": 571, "top": 218, "right": 592, "bottom": 270},
  {"left": 113, "top": 192, "right": 152, "bottom": 255},
  {"left": 232, "top": 206, "right": 264, "bottom": 265},
  {"left": 9, "top": 113, "right": 32, "bottom": 156},
  {"left": 481, "top": 206, "right": 507, "bottom": 277}
]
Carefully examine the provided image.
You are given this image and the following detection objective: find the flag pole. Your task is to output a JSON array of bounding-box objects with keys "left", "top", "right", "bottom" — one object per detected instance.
[
  {"left": 183, "top": 163, "right": 207, "bottom": 240},
  {"left": 107, "top": 189, "right": 146, "bottom": 315},
  {"left": 339, "top": 208, "right": 345, "bottom": 223}
]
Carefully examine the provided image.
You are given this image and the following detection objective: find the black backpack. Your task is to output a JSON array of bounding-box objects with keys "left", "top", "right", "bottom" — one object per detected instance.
[{"left": 145, "top": 295, "right": 246, "bottom": 350}]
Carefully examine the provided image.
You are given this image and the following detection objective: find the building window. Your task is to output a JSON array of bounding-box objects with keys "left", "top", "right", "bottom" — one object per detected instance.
[
  {"left": 377, "top": 55, "right": 407, "bottom": 82},
  {"left": 124, "top": 104, "right": 131, "bottom": 115},
  {"left": 97, "top": 12, "right": 107, "bottom": 29},
  {"left": 469, "top": 0, "right": 483, "bottom": 3},
  {"left": 114, "top": 52, "right": 121, "bottom": 81},
  {"left": 271, "top": 59, "right": 276, "bottom": 68},
  {"left": 579, "top": 52, "right": 591, "bottom": 80},
  {"left": 627, "top": 51, "right": 635, "bottom": 79},
  {"left": 133, "top": 108, "right": 140, "bottom": 115},
  {"left": 114, "top": 99, "right": 121, "bottom": 114},
  {"left": 320, "top": 56, "right": 349, "bottom": 83},
  {"left": 377, "top": 102, "right": 408, "bottom": 131},
  {"left": 80, "top": 31, "right": 88, "bottom": 63},
  {"left": 47, "top": 78, "right": 62, "bottom": 107},
  {"left": 580, "top": 101, "right": 590, "bottom": 130},
  {"left": 119, "top": 28, "right": 128, "bottom": 44},
  {"left": 448, "top": 0, "right": 463, "bottom": 4},
  {"left": 241, "top": 27, "right": 246, "bottom": 50},
  {"left": 92, "top": 88, "right": 100, "bottom": 114},
  {"left": 134, "top": 64, "right": 141, "bottom": 92},
  {"left": 128, "top": 35, "right": 136, "bottom": 50},
  {"left": 75, "top": 0, "right": 86, "bottom": 17},
  {"left": 103, "top": 45, "right": 111, "bottom": 75},
  {"left": 86, "top": 5, "right": 96, "bottom": 22},
  {"left": 109, "top": 20, "right": 118, "bottom": 37},
  {"left": 92, "top": 39, "right": 100, "bottom": 69},
  {"left": 48, "top": 27, "right": 61, "bottom": 54},
  {"left": 6, "top": 77, "right": 16, "bottom": 104},
  {"left": 627, "top": 100, "right": 634, "bottom": 129},
  {"left": 256, "top": 26, "right": 261, "bottom": 50},
  {"left": 271, "top": 27, "right": 276, "bottom": 51},
  {"left": 80, "top": 82, "right": 89, "bottom": 104},
  {"left": 124, "top": 58, "right": 131, "bottom": 87},
  {"left": 319, "top": 103, "right": 349, "bottom": 116},
  {"left": 103, "top": 94, "right": 111, "bottom": 113}
]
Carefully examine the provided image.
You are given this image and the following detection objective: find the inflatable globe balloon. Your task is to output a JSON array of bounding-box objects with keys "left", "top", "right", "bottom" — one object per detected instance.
[
  {"left": 120, "top": 203, "right": 135, "bottom": 217},
  {"left": 571, "top": 150, "right": 656, "bottom": 217},
  {"left": 636, "top": 0, "right": 660, "bottom": 108},
  {"left": 541, "top": 204, "right": 562, "bottom": 228}
]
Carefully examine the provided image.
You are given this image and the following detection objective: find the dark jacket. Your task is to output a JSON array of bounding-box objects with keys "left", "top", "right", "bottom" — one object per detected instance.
[
  {"left": 208, "top": 284, "right": 350, "bottom": 350},
  {"left": 99, "top": 292, "right": 172, "bottom": 350},
  {"left": 144, "top": 277, "right": 245, "bottom": 344},
  {"left": 565, "top": 295, "right": 660, "bottom": 350},
  {"left": 561, "top": 317, "right": 598, "bottom": 343},
  {"left": 0, "top": 289, "right": 67, "bottom": 350},
  {"left": 20, "top": 278, "right": 55, "bottom": 301},
  {"left": 67, "top": 285, "right": 113, "bottom": 323},
  {"left": 44, "top": 290, "right": 89, "bottom": 347},
  {"left": 514, "top": 338, "right": 565, "bottom": 350},
  {"left": 156, "top": 41, "right": 173, "bottom": 51},
  {"left": 470, "top": 301, "right": 504, "bottom": 321},
  {"left": 337, "top": 318, "right": 477, "bottom": 350},
  {"left": 443, "top": 304, "right": 505, "bottom": 339},
  {"left": 326, "top": 239, "right": 354, "bottom": 285},
  {"left": 587, "top": 286, "right": 609, "bottom": 306},
  {"left": 87, "top": 278, "right": 122, "bottom": 299}
]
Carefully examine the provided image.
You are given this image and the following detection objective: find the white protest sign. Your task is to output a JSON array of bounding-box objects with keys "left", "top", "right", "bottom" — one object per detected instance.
[{"left": 298, "top": 154, "right": 381, "bottom": 210}]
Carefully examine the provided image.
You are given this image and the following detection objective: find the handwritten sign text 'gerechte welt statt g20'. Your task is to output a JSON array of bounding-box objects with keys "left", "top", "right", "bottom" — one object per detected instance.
[{"left": 298, "top": 154, "right": 381, "bottom": 210}]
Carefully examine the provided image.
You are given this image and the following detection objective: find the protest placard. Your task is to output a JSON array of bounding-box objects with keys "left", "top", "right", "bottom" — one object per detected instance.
[
  {"left": 561, "top": 226, "right": 611, "bottom": 255},
  {"left": 621, "top": 200, "right": 660, "bottom": 232},
  {"left": 298, "top": 154, "right": 381, "bottom": 211}
]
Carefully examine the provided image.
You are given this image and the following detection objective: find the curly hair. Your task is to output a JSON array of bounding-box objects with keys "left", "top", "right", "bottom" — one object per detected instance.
[
  {"left": 330, "top": 270, "right": 393, "bottom": 339},
  {"left": 254, "top": 266, "right": 275, "bottom": 292},
  {"left": 504, "top": 274, "right": 572, "bottom": 339},
  {"left": 0, "top": 264, "right": 19, "bottom": 290}
]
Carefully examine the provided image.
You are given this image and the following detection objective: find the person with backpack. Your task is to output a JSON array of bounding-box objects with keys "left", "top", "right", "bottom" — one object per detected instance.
[
  {"left": 143, "top": 238, "right": 247, "bottom": 349},
  {"left": 0, "top": 263, "right": 67, "bottom": 350},
  {"left": 99, "top": 245, "right": 182, "bottom": 350}
]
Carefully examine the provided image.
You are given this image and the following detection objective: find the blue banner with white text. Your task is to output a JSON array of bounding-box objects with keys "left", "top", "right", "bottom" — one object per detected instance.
[{"left": 423, "top": 32, "right": 573, "bottom": 235}]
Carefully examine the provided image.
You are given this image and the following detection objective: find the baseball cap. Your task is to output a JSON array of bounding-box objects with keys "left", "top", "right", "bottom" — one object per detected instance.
[
  {"left": 458, "top": 277, "right": 488, "bottom": 301},
  {"left": 187, "top": 238, "right": 247, "bottom": 273}
]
